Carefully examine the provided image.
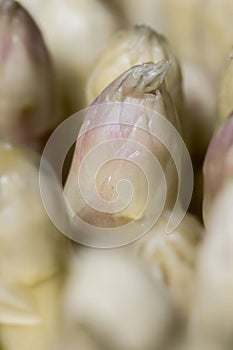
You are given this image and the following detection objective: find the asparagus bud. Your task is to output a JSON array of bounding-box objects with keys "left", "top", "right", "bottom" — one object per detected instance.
[
  {"left": 0, "top": 140, "right": 69, "bottom": 350},
  {"left": 60, "top": 248, "right": 179, "bottom": 350},
  {"left": 86, "top": 25, "right": 183, "bottom": 120},
  {"left": 132, "top": 212, "right": 203, "bottom": 319},
  {"left": 203, "top": 113, "right": 233, "bottom": 226},
  {"left": 0, "top": 0, "right": 61, "bottom": 152},
  {"left": 218, "top": 49, "right": 233, "bottom": 122},
  {"left": 65, "top": 62, "right": 186, "bottom": 246}
]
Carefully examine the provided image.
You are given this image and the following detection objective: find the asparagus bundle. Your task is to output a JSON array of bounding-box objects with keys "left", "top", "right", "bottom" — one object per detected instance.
[
  {"left": 0, "top": 0, "right": 61, "bottom": 152},
  {"left": 0, "top": 140, "right": 69, "bottom": 350},
  {"left": 0, "top": 0, "right": 231, "bottom": 348}
]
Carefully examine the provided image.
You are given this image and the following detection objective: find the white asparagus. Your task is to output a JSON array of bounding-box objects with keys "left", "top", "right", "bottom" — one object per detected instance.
[
  {"left": 188, "top": 183, "right": 233, "bottom": 350},
  {"left": 188, "top": 115, "right": 233, "bottom": 349},
  {"left": 59, "top": 247, "right": 180, "bottom": 350},
  {"left": 132, "top": 211, "right": 203, "bottom": 318},
  {"left": 203, "top": 113, "right": 233, "bottom": 226},
  {"left": 65, "top": 62, "right": 182, "bottom": 240},
  {"left": 0, "top": 0, "right": 61, "bottom": 152},
  {"left": 0, "top": 140, "right": 69, "bottom": 350},
  {"left": 18, "top": 0, "right": 122, "bottom": 112}
]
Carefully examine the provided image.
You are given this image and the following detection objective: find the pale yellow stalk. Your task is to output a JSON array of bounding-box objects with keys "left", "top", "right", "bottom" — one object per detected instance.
[
  {"left": 0, "top": 140, "right": 69, "bottom": 350},
  {"left": 203, "top": 113, "right": 233, "bottom": 226},
  {"left": 18, "top": 0, "right": 122, "bottom": 112},
  {"left": 132, "top": 211, "right": 203, "bottom": 318},
  {"left": 187, "top": 115, "right": 233, "bottom": 349},
  {"left": 65, "top": 62, "right": 181, "bottom": 232},
  {"left": 0, "top": 0, "right": 61, "bottom": 152},
  {"left": 60, "top": 248, "right": 179, "bottom": 350}
]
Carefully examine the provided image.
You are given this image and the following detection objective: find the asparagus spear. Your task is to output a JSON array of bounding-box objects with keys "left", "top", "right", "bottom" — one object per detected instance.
[
  {"left": 0, "top": 0, "right": 61, "bottom": 152},
  {"left": 65, "top": 61, "right": 185, "bottom": 247},
  {"left": 59, "top": 248, "right": 180, "bottom": 350},
  {"left": 203, "top": 113, "right": 233, "bottom": 226},
  {"left": 0, "top": 140, "right": 69, "bottom": 350},
  {"left": 18, "top": 0, "right": 122, "bottom": 112},
  {"left": 188, "top": 115, "right": 233, "bottom": 350},
  {"left": 132, "top": 212, "right": 203, "bottom": 319}
]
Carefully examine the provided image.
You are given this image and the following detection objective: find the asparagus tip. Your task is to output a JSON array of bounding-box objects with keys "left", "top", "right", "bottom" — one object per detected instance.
[
  {"left": 117, "top": 60, "right": 170, "bottom": 99},
  {"left": 0, "top": 0, "right": 23, "bottom": 16}
]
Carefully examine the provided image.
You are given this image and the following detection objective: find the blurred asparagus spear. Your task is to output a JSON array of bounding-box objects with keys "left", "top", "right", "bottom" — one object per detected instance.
[
  {"left": 65, "top": 61, "right": 182, "bottom": 239},
  {"left": 18, "top": 0, "right": 122, "bottom": 113},
  {"left": 0, "top": 0, "right": 61, "bottom": 152},
  {"left": 132, "top": 212, "right": 203, "bottom": 319},
  {"left": 59, "top": 248, "right": 180, "bottom": 350},
  {"left": 218, "top": 49, "right": 233, "bottom": 123},
  {"left": 188, "top": 115, "right": 233, "bottom": 350},
  {"left": 0, "top": 140, "right": 69, "bottom": 350},
  {"left": 203, "top": 113, "right": 233, "bottom": 226}
]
